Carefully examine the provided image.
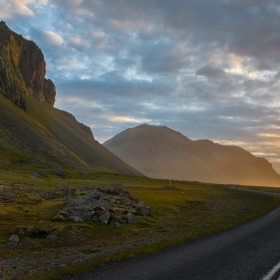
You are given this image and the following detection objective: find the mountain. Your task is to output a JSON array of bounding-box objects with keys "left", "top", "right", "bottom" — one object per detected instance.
[
  {"left": 103, "top": 124, "right": 280, "bottom": 186},
  {"left": 0, "top": 21, "right": 141, "bottom": 176}
]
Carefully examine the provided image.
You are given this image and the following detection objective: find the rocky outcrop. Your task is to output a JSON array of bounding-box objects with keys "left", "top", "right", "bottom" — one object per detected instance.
[
  {"left": 0, "top": 21, "right": 56, "bottom": 109},
  {"left": 43, "top": 79, "right": 56, "bottom": 106},
  {"left": 54, "top": 185, "right": 151, "bottom": 225}
]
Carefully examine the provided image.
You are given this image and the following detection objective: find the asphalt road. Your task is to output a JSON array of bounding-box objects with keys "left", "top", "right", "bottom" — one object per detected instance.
[{"left": 65, "top": 190, "right": 280, "bottom": 280}]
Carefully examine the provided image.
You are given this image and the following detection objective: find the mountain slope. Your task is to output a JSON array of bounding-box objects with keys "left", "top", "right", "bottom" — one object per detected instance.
[
  {"left": 0, "top": 22, "right": 141, "bottom": 176},
  {"left": 104, "top": 124, "right": 280, "bottom": 186}
]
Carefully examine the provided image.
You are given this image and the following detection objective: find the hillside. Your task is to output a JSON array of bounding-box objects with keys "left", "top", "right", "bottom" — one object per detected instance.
[
  {"left": 104, "top": 124, "right": 280, "bottom": 186},
  {"left": 0, "top": 21, "right": 141, "bottom": 176}
]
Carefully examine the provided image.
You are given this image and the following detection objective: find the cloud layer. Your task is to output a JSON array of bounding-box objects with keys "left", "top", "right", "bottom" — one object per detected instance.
[{"left": 3, "top": 0, "right": 280, "bottom": 173}]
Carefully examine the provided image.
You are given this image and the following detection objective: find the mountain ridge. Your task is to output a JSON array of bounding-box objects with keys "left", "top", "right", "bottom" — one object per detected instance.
[{"left": 104, "top": 124, "right": 280, "bottom": 186}]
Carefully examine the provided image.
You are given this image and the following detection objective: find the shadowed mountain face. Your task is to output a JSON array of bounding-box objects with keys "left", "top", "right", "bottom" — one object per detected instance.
[
  {"left": 104, "top": 124, "right": 280, "bottom": 187},
  {"left": 0, "top": 22, "right": 141, "bottom": 176}
]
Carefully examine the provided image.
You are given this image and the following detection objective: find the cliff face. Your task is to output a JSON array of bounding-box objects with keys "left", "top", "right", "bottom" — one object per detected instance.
[
  {"left": 0, "top": 21, "right": 56, "bottom": 109},
  {"left": 43, "top": 79, "right": 56, "bottom": 106}
]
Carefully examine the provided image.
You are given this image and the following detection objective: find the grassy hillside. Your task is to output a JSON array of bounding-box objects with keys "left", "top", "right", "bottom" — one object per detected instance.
[{"left": 0, "top": 94, "right": 142, "bottom": 176}]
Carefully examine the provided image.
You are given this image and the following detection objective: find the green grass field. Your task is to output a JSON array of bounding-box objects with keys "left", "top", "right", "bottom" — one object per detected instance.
[{"left": 0, "top": 160, "right": 278, "bottom": 280}]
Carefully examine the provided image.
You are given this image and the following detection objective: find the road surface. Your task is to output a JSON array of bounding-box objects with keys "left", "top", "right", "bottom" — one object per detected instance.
[{"left": 65, "top": 190, "right": 280, "bottom": 280}]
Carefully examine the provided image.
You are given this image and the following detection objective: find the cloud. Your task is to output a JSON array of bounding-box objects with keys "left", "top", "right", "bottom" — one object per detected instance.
[
  {"left": 28, "top": 28, "right": 64, "bottom": 47},
  {"left": 0, "top": 0, "right": 48, "bottom": 19},
  {"left": 257, "top": 133, "right": 280, "bottom": 138},
  {"left": 99, "top": 115, "right": 151, "bottom": 123},
  {"left": 196, "top": 65, "right": 228, "bottom": 79},
  {"left": 0, "top": 1, "right": 34, "bottom": 18},
  {"left": 4, "top": 0, "right": 280, "bottom": 173},
  {"left": 43, "top": 30, "right": 64, "bottom": 46}
]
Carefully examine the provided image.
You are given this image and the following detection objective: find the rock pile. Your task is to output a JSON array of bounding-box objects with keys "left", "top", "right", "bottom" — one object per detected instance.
[{"left": 54, "top": 185, "right": 151, "bottom": 227}]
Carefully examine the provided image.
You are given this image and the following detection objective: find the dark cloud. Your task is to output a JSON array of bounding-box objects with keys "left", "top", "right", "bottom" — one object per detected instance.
[{"left": 196, "top": 65, "right": 228, "bottom": 79}]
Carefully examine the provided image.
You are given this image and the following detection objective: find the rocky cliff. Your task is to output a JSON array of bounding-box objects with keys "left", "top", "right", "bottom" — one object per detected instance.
[{"left": 0, "top": 21, "right": 56, "bottom": 110}]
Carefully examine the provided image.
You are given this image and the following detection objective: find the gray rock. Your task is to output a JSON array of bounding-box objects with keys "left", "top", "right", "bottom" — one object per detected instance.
[
  {"left": 99, "top": 212, "right": 111, "bottom": 224},
  {"left": 0, "top": 190, "right": 17, "bottom": 202},
  {"left": 55, "top": 185, "right": 76, "bottom": 197},
  {"left": 54, "top": 213, "right": 67, "bottom": 221},
  {"left": 126, "top": 212, "right": 138, "bottom": 224},
  {"left": 17, "top": 228, "right": 26, "bottom": 235},
  {"left": 46, "top": 232, "right": 58, "bottom": 240},
  {"left": 9, "top": 234, "right": 19, "bottom": 243},
  {"left": 73, "top": 216, "right": 83, "bottom": 222},
  {"left": 28, "top": 195, "right": 43, "bottom": 204},
  {"left": 112, "top": 221, "right": 123, "bottom": 229},
  {"left": 53, "top": 168, "right": 66, "bottom": 177}
]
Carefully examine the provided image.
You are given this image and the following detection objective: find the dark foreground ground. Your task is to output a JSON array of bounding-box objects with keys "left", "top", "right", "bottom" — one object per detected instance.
[{"left": 65, "top": 190, "right": 280, "bottom": 280}]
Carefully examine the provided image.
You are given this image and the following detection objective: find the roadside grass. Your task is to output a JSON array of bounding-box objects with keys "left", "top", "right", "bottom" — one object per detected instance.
[{"left": 0, "top": 163, "right": 278, "bottom": 280}]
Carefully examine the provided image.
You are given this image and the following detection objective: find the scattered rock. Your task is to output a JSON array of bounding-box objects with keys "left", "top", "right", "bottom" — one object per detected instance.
[
  {"left": 53, "top": 169, "right": 66, "bottom": 178},
  {"left": 55, "top": 185, "right": 76, "bottom": 197},
  {"left": 28, "top": 195, "right": 43, "bottom": 204},
  {"left": 9, "top": 234, "right": 19, "bottom": 243},
  {"left": 112, "top": 221, "right": 123, "bottom": 229},
  {"left": 17, "top": 228, "right": 26, "bottom": 235},
  {"left": 0, "top": 189, "right": 18, "bottom": 202},
  {"left": 46, "top": 232, "right": 58, "bottom": 240}
]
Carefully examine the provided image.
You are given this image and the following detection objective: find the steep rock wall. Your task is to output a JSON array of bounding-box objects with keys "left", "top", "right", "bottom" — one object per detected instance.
[{"left": 0, "top": 21, "right": 56, "bottom": 109}]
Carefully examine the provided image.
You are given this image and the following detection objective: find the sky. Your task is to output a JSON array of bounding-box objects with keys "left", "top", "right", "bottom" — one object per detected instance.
[{"left": 1, "top": 0, "right": 280, "bottom": 174}]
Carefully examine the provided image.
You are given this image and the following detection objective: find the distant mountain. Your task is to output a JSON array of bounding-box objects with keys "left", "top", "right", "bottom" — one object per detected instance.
[
  {"left": 0, "top": 21, "right": 141, "bottom": 176},
  {"left": 104, "top": 124, "right": 280, "bottom": 186}
]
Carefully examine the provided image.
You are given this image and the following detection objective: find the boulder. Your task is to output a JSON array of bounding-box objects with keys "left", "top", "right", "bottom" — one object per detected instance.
[
  {"left": 9, "top": 234, "right": 19, "bottom": 243},
  {"left": 28, "top": 195, "right": 43, "bottom": 204},
  {"left": 99, "top": 212, "right": 111, "bottom": 224},
  {"left": 112, "top": 221, "right": 123, "bottom": 229},
  {"left": 126, "top": 212, "right": 138, "bottom": 224},
  {"left": 46, "top": 232, "right": 58, "bottom": 240}
]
